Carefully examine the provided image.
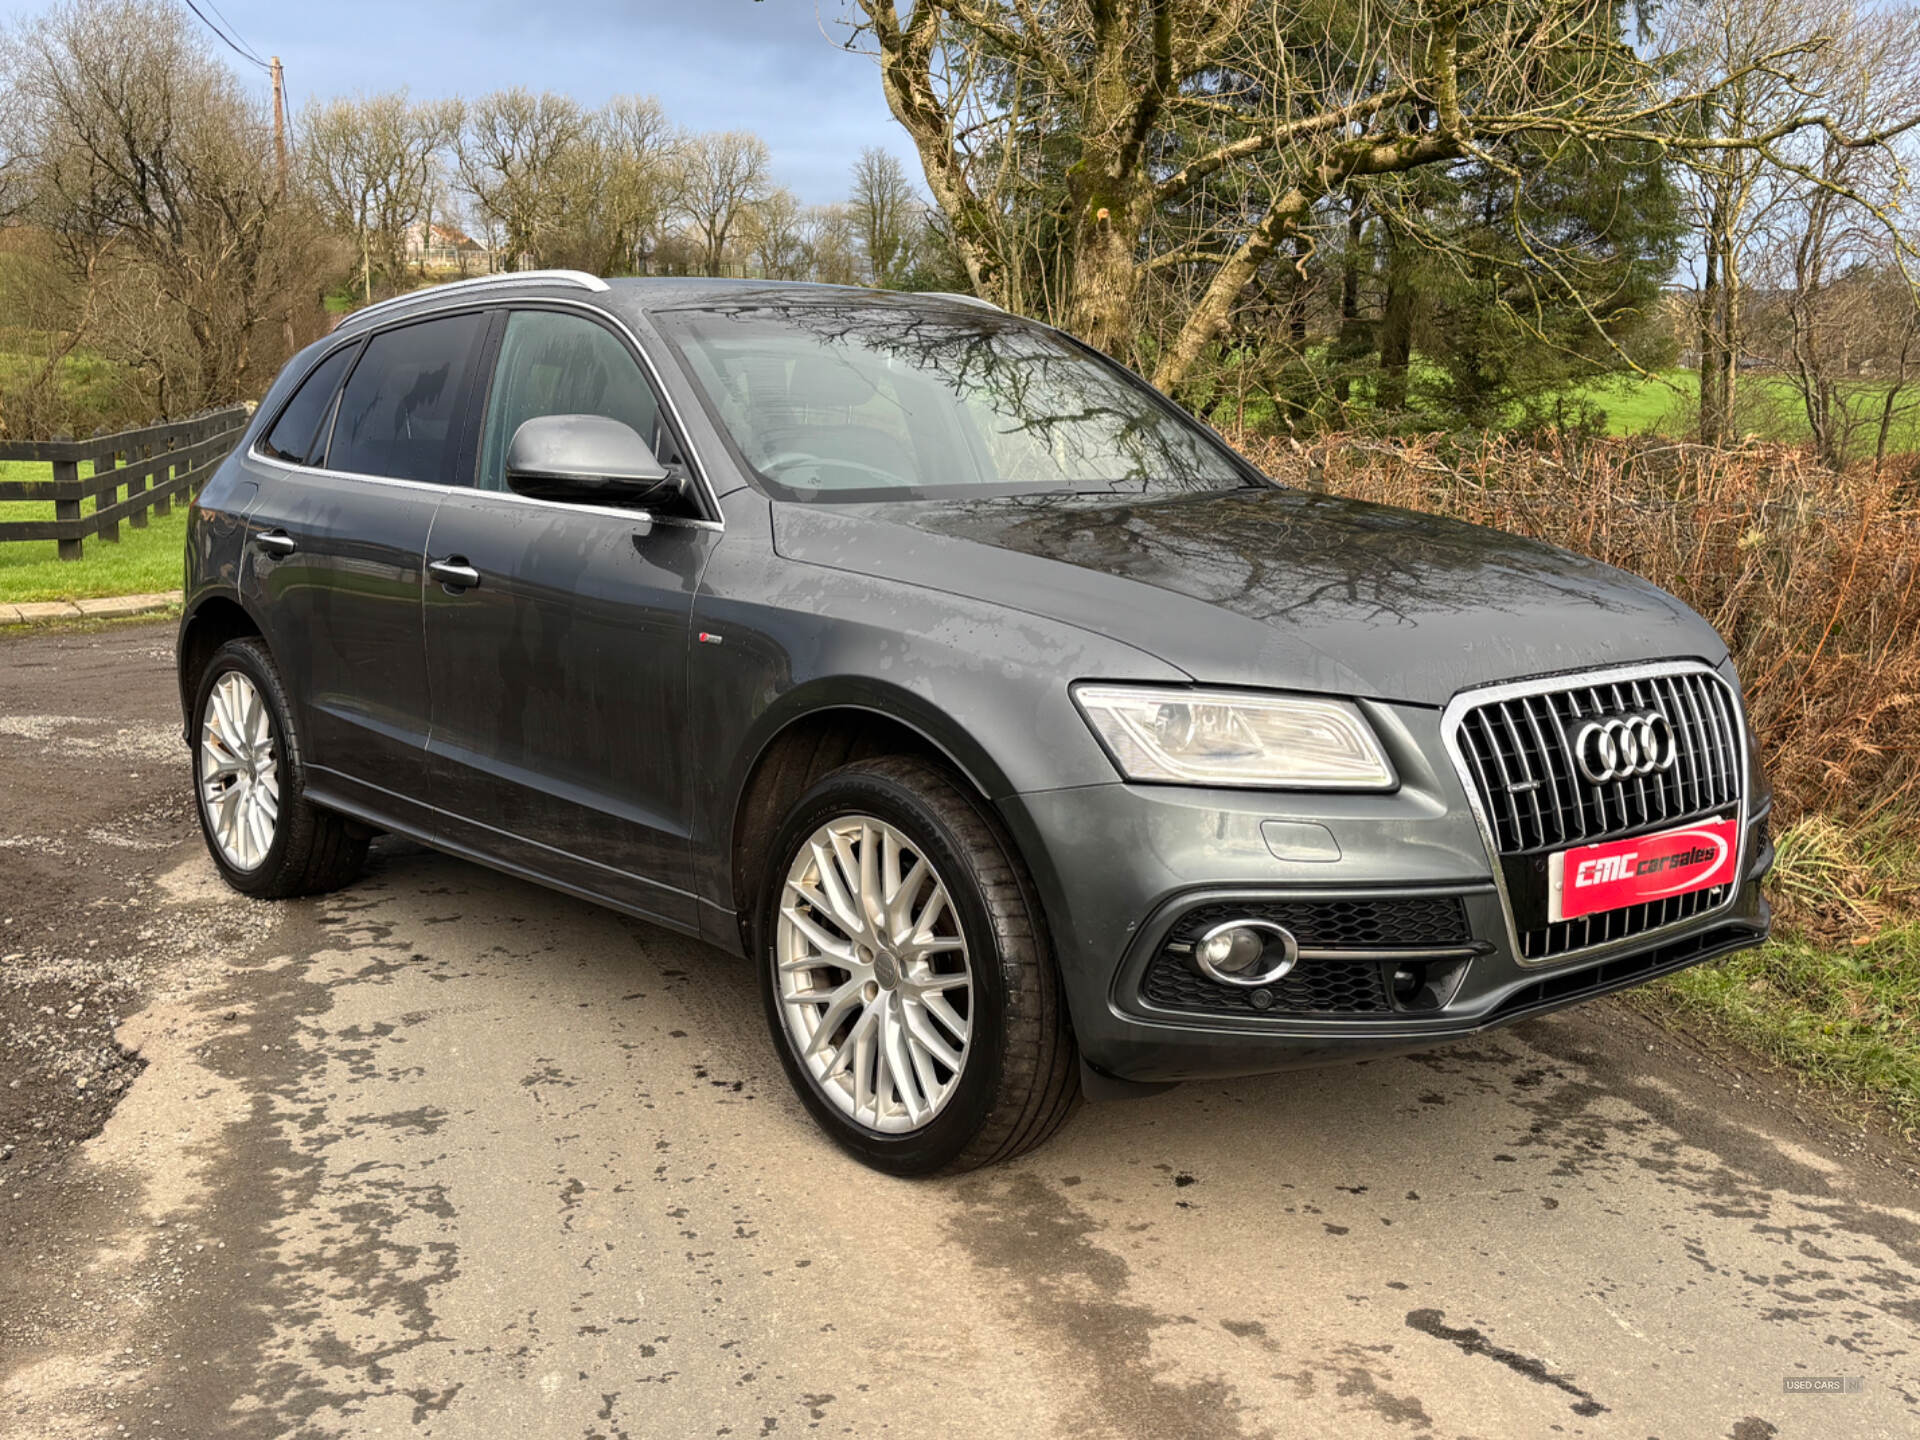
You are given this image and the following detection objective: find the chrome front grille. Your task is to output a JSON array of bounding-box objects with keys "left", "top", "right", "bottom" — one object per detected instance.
[
  {"left": 1445, "top": 663, "right": 1747, "bottom": 964},
  {"left": 1455, "top": 669, "right": 1743, "bottom": 855}
]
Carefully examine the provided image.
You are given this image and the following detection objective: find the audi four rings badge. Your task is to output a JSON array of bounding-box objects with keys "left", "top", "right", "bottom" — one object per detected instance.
[{"left": 1572, "top": 712, "right": 1677, "bottom": 784}]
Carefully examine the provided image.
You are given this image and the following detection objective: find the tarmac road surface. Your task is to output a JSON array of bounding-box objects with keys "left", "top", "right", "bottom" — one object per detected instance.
[{"left": 3, "top": 620, "right": 1918, "bottom": 1439}]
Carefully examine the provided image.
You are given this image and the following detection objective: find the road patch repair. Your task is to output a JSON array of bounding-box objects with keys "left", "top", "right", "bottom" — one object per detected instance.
[{"left": 5, "top": 620, "right": 1920, "bottom": 1438}]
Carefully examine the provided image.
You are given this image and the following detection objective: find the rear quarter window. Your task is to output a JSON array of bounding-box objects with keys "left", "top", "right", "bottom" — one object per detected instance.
[{"left": 259, "top": 343, "right": 358, "bottom": 466}]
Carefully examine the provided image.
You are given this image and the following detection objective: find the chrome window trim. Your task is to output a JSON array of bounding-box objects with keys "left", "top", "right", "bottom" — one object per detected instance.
[
  {"left": 249, "top": 294, "right": 724, "bottom": 530},
  {"left": 1439, "top": 658, "right": 1750, "bottom": 970},
  {"left": 246, "top": 451, "right": 723, "bottom": 532}
]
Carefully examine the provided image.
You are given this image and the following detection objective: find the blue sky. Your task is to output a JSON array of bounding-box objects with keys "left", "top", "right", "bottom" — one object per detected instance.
[{"left": 1, "top": 0, "right": 915, "bottom": 205}]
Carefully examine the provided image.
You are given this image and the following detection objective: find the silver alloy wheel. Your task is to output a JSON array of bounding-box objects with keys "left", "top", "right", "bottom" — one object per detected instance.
[
  {"left": 198, "top": 670, "right": 280, "bottom": 872},
  {"left": 775, "top": 815, "right": 973, "bottom": 1134}
]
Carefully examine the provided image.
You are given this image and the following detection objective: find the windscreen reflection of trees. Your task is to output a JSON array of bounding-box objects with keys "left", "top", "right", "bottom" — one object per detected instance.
[{"left": 683, "top": 304, "right": 1247, "bottom": 496}]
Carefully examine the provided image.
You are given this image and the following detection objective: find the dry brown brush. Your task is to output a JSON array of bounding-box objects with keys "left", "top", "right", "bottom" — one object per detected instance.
[{"left": 1234, "top": 432, "right": 1920, "bottom": 844}]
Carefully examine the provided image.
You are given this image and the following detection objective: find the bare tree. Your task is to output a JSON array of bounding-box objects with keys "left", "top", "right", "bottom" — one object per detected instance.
[
  {"left": 850, "top": 1, "right": 1920, "bottom": 393},
  {"left": 493, "top": 97, "right": 683, "bottom": 277},
  {"left": 0, "top": 43, "right": 26, "bottom": 221},
  {"left": 1661, "top": 0, "right": 1838, "bottom": 444},
  {"left": 677, "top": 129, "right": 771, "bottom": 275},
  {"left": 746, "top": 186, "right": 809, "bottom": 279},
  {"left": 1, "top": 0, "right": 325, "bottom": 412},
  {"left": 802, "top": 203, "right": 861, "bottom": 285},
  {"left": 455, "top": 89, "right": 593, "bottom": 271},
  {"left": 415, "top": 169, "right": 457, "bottom": 276},
  {"left": 1759, "top": 6, "right": 1920, "bottom": 467},
  {"left": 303, "top": 91, "right": 458, "bottom": 301},
  {"left": 594, "top": 95, "right": 681, "bottom": 273},
  {"left": 848, "top": 145, "right": 918, "bottom": 287}
]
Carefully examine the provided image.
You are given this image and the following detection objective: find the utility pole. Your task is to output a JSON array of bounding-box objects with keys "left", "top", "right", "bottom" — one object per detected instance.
[
  {"left": 271, "top": 55, "right": 293, "bottom": 355},
  {"left": 270, "top": 56, "right": 288, "bottom": 200}
]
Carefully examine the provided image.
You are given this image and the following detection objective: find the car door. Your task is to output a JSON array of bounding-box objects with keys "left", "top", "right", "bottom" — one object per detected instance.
[
  {"left": 422, "top": 304, "right": 720, "bottom": 929},
  {"left": 242, "top": 310, "right": 489, "bottom": 817}
]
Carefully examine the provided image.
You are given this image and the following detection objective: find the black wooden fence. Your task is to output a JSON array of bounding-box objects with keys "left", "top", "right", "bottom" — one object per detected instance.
[{"left": 0, "top": 406, "right": 250, "bottom": 561}]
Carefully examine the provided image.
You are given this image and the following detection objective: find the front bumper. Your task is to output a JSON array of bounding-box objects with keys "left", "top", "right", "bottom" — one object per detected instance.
[{"left": 999, "top": 697, "right": 1773, "bottom": 1086}]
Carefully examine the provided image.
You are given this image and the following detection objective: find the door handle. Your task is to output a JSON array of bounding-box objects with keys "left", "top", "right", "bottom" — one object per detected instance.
[
  {"left": 428, "top": 557, "right": 482, "bottom": 592},
  {"left": 254, "top": 529, "right": 296, "bottom": 558}
]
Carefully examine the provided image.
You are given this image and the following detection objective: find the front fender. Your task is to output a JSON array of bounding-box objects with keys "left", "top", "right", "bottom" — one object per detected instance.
[{"left": 687, "top": 505, "right": 1187, "bottom": 918}]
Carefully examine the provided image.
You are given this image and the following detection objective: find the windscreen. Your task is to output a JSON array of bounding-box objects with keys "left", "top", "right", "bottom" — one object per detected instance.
[{"left": 659, "top": 300, "right": 1253, "bottom": 502}]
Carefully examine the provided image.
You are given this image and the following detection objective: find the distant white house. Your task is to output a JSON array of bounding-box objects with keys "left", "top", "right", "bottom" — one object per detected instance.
[{"left": 403, "top": 223, "right": 493, "bottom": 275}]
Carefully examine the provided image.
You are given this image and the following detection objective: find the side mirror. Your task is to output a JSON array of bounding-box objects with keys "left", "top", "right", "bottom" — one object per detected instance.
[{"left": 504, "top": 414, "right": 683, "bottom": 507}]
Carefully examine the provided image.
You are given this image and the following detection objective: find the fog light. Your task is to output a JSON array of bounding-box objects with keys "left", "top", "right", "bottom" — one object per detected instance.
[
  {"left": 1198, "top": 927, "right": 1263, "bottom": 974},
  {"left": 1192, "top": 920, "right": 1299, "bottom": 987}
]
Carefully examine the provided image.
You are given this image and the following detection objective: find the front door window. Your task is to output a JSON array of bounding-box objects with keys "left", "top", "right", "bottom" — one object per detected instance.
[{"left": 476, "top": 309, "right": 681, "bottom": 495}]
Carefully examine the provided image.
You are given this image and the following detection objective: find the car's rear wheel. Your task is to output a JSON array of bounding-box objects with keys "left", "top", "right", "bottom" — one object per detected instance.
[
  {"left": 759, "top": 755, "right": 1079, "bottom": 1175},
  {"left": 192, "top": 637, "right": 368, "bottom": 899}
]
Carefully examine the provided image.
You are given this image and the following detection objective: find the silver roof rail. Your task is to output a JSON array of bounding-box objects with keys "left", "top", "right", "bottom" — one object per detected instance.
[
  {"left": 925, "top": 291, "right": 1003, "bottom": 312},
  {"left": 337, "top": 269, "right": 611, "bottom": 329}
]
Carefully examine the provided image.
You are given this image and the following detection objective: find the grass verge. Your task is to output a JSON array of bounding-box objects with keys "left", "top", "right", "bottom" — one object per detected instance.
[
  {"left": 1646, "top": 923, "right": 1920, "bottom": 1139},
  {"left": 1, "top": 460, "right": 187, "bottom": 604},
  {"left": 1643, "top": 813, "right": 1920, "bottom": 1140}
]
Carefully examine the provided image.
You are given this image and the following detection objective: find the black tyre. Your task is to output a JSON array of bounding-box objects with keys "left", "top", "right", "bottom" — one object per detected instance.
[
  {"left": 190, "top": 637, "right": 368, "bottom": 899},
  {"left": 758, "top": 755, "right": 1079, "bottom": 1175}
]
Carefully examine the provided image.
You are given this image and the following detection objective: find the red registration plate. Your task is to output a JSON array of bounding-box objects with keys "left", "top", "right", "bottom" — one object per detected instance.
[{"left": 1548, "top": 815, "right": 1739, "bottom": 923}]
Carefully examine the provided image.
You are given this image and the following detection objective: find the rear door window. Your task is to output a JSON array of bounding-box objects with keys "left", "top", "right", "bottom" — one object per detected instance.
[
  {"left": 259, "top": 343, "right": 358, "bottom": 466},
  {"left": 327, "top": 312, "right": 488, "bottom": 485}
]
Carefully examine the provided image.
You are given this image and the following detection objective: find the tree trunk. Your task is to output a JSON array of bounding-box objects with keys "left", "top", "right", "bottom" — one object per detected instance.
[
  {"left": 1064, "top": 192, "right": 1144, "bottom": 361},
  {"left": 1334, "top": 201, "right": 1366, "bottom": 405},
  {"left": 1697, "top": 233, "right": 1723, "bottom": 447},
  {"left": 1060, "top": 8, "right": 1157, "bottom": 359},
  {"left": 1717, "top": 235, "right": 1741, "bottom": 441},
  {"left": 1377, "top": 224, "right": 1415, "bottom": 411},
  {"left": 867, "top": 5, "right": 1008, "bottom": 305},
  {"left": 418, "top": 196, "right": 435, "bottom": 279}
]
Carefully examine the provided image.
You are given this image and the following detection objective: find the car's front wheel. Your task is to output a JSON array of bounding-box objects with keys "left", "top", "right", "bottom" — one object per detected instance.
[
  {"left": 759, "top": 756, "right": 1079, "bottom": 1175},
  {"left": 191, "top": 637, "right": 368, "bottom": 899}
]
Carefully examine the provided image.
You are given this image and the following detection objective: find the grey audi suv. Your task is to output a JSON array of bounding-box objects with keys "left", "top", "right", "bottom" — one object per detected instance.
[{"left": 177, "top": 272, "right": 1773, "bottom": 1174}]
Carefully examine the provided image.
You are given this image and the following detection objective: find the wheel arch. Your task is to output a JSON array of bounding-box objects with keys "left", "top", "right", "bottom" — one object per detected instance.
[
  {"left": 177, "top": 594, "right": 265, "bottom": 733},
  {"left": 722, "top": 683, "right": 1022, "bottom": 957}
]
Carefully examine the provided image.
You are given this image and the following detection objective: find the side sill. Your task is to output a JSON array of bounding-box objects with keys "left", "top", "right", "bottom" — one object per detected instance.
[{"left": 304, "top": 779, "right": 706, "bottom": 941}]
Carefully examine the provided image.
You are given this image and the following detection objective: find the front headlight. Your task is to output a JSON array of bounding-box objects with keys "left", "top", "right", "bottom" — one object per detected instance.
[{"left": 1072, "top": 684, "right": 1396, "bottom": 790}]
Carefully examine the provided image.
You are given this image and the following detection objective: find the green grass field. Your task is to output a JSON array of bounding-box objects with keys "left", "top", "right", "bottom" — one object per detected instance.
[
  {"left": 0, "top": 459, "right": 188, "bottom": 604},
  {"left": 0, "top": 339, "right": 139, "bottom": 439},
  {"left": 1210, "top": 356, "right": 1920, "bottom": 455},
  {"left": 1563, "top": 369, "right": 1692, "bottom": 434},
  {"left": 1521, "top": 367, "right": 1920, "bottom": 452},
  {"left": 0, "top": 333, "right": 184, "bottom": 603}
]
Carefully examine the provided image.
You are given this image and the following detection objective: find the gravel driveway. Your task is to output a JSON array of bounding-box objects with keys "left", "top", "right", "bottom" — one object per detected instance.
[{"left": 4, "top": 619, "right": 1918, "bottom": 1439}]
